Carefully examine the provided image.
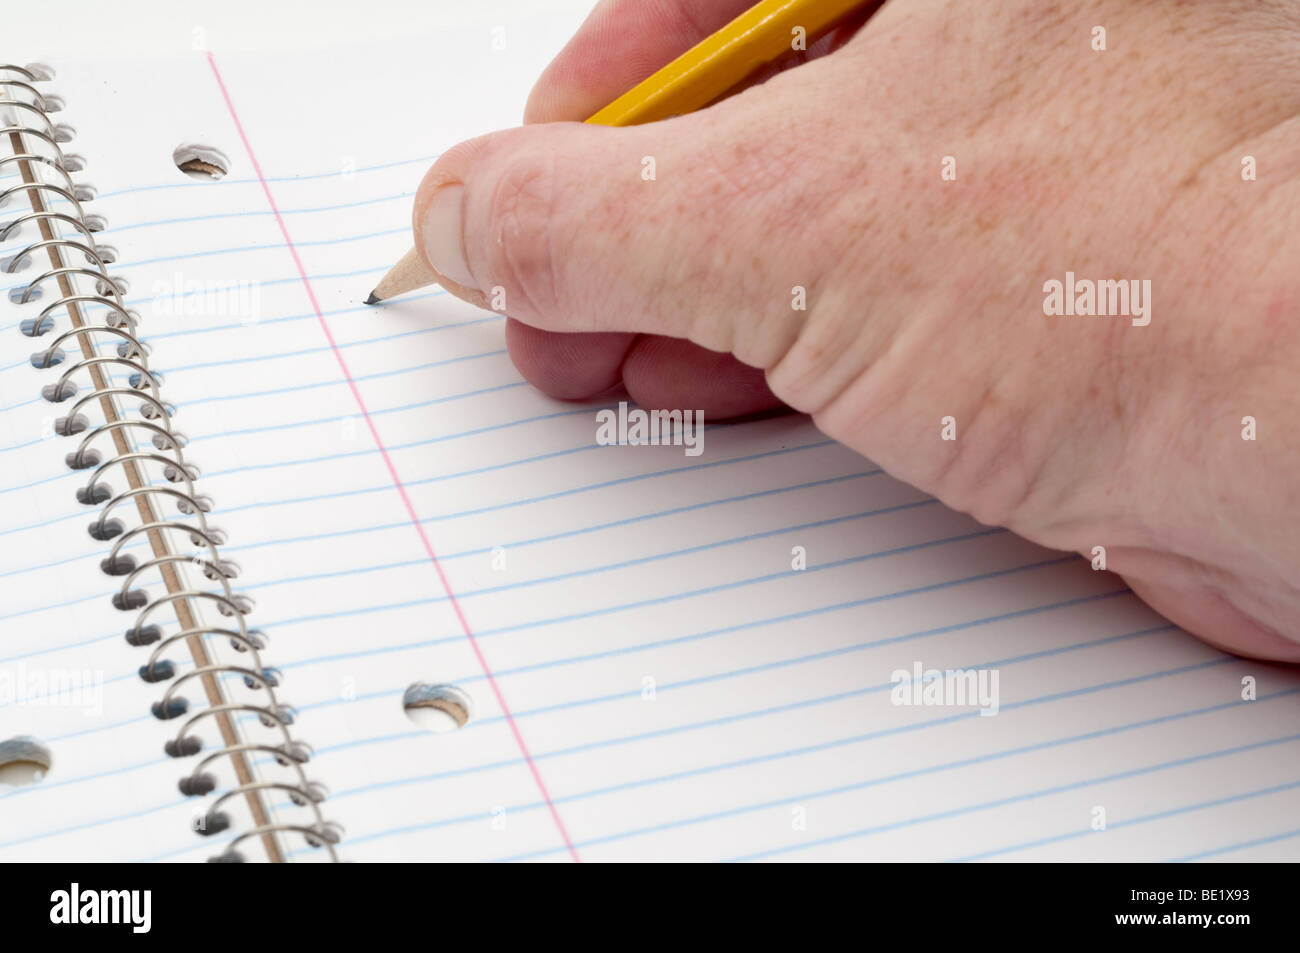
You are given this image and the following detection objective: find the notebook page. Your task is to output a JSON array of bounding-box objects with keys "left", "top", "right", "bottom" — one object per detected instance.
[
  {"left": 0, "top": 82, "right": 278, "bottom": 858},
  {"left": 0, "top": 7, "right": 603, "bottom": 863},
  {"left": 4, "top": 10, "right": 1299, "bottom": 862},
  {"left": 0, "top": 354, "right": 227, "bottom": 863}
]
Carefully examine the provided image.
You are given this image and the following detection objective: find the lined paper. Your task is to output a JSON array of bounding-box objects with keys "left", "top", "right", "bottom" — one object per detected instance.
[{"left": 2, "top": 14, "right": 1299, "bottom": 862}]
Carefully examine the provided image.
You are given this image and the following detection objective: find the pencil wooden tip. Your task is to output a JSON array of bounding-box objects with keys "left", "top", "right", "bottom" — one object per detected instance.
[{"left": 370, "top": 246, "right": 440, "bottom": 304}]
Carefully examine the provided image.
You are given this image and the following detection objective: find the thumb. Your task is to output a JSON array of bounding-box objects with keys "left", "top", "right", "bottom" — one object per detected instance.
[{"left": 411, "top": 93, "right": 814, "bottom": 371}]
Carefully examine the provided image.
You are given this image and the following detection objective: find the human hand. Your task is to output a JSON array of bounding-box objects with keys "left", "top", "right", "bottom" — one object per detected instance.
[{"left": 411, "top": 0, "right": 1300, "bottom": 660}]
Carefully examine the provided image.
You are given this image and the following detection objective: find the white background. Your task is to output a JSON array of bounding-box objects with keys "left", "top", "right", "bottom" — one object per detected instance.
[{"left": 10, "top": 0, "right": 593, "bottom": 58}]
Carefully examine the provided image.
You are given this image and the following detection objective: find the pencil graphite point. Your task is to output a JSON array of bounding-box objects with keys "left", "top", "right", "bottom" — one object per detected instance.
[{"left": 364, "top": 291, "right": 380, "bottom": 306}]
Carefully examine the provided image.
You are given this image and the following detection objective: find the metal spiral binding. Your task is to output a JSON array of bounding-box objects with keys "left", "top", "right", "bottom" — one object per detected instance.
[{"left": 1, "top": 64, "right": 340, "bottom": 861}]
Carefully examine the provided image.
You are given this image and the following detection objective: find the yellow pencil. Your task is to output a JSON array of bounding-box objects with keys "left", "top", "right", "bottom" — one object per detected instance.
[{"left": 367, "top": 0, "right": 868, "bottom": 304}]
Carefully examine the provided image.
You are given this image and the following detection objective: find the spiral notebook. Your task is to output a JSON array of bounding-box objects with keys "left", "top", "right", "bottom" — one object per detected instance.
[{"left": 2, "top": 27, "right": 1299, "bottom": 863}]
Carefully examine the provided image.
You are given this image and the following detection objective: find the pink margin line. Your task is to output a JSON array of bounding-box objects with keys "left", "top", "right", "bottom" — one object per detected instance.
[{"left": 206, "top": 52, "right": 580, "bottom": 862}]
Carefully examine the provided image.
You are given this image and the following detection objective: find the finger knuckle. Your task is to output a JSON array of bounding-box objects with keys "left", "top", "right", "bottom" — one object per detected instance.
[{"left": 486, "top": 153, "right": 561, "bottom": 319}]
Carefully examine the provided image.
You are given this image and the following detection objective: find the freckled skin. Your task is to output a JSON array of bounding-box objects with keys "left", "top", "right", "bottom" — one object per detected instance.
[{"left": 414, "top": 0, "right": 1300, "bottom": 659}]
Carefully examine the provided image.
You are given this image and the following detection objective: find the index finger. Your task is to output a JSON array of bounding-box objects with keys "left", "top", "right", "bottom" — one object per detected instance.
[{"left": 523, "top": 0, "right": 756, "bottom": 123}]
